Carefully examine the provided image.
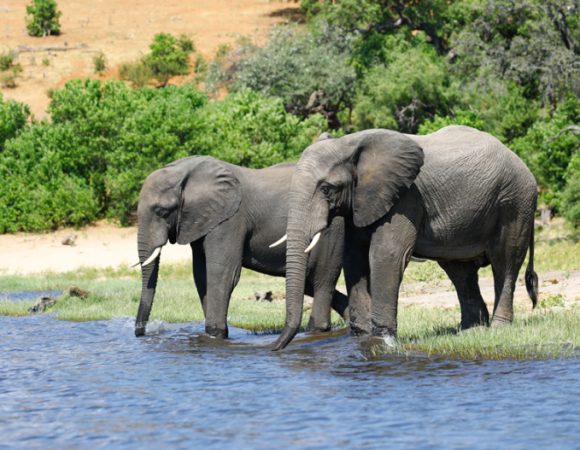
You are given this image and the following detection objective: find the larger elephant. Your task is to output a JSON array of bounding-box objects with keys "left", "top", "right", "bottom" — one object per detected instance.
[
  {"left": 135, "top": 155, "right": 347, "bottom": 338},
  {"left": 274, "top": 126, "right": 538, "bottom": 350}
]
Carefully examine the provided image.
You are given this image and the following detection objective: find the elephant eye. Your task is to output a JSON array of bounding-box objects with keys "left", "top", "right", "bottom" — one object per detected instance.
[
  {"left": 320, "top": 184, "right": 333, "bottom": 197},
  {"left": 155, "top": 206, "right": 170, "bottom": 218}
]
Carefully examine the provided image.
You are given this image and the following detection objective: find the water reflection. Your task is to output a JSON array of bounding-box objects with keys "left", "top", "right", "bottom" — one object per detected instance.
[{"left": 1, "top": 315, "right": 578, "bottom": 449}]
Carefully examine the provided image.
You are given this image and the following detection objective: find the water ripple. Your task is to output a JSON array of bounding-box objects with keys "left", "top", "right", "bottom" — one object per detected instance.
[{"left": 0, "top": 315, "right": 578, "bottom": 449}]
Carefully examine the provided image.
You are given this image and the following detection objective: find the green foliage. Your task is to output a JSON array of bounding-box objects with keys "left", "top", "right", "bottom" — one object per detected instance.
[
  {"left": 119, "top": 33, "right": 194, "bottom": 87},
  {"left": 0, "top": 51, "right": 23, "bottom": 89},
  {"left": 0, "top": 123, "right": 99, "bottom": 232},
  {"left": 0, "top": 80, "right": 326, "bottom": 231},
  {"left": 233, "top": 26, "right": 356, "bottom": 128},
  {"left": 93, "top": 52, "right": 107, "bottom": 74},
  {"left": 143, "top": 33, "right": 194, "bottom": 86},
  {"left": 420, "top": 81, "right": 538, "bottom": 142},
  {"left": 25, "top": 0, "right": 62, "bottom": 37},
  {"left": 561, "top": 152, "right": 580, "bottom": 227},
  {"left": 353, "top": 41, "right": 452, "bottom": 132},
  {"left": 0, "top": 51, "right": 15, "bottom": 71},
  {"left": 118, "top": 60, "right": 153, "bottom": 88},
  {"left": 192, "top": 89, "right": 328, "bottom": 167},
  {"left": 450, "top": 0, "right": 579, "bottom": 106},
  {"left": 511, "top": 96, "right": 580, "bottom": 209},
  {"left": 0, "top": 95, "right": 30, "bottom": 150}
]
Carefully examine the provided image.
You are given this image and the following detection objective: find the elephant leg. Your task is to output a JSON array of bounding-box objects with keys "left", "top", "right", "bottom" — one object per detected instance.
[
  {"left": 488, "top": 214, "right": 531, "bottom": 327},
  {"left": 306, "top": 217, "right": 346, "bottom": 332},
  {"left": 343, "top": 226, "right": 372, "bottom": 335},
  {"left": 191, "top": 240, "right": 207, "bottom": 317},
  {"left": 369, "top": 214, "right": 417, "bottom": 338},
  {"left": 202, "top": 229, "right": 244, "bottom": 339},
  {"left": 305, "top": 281, "right": 332, "bottom": 332},
  {"left": 330, "top": 290, "right": 349, "bottom": 323},
  {"left": 438, "top": 260, "right": 489, "bottom": 329}
]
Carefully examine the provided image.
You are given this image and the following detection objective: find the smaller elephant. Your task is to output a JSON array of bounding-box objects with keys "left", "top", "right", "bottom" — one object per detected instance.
[{"left": 135, "top": 155, "right": 347, "bottom": 338}]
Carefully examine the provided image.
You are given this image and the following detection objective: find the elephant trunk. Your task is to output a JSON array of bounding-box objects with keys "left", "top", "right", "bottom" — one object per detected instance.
[
  {"left": 135, "top": 231, "right": 162, "bottom": 337},
  {"left": 272, "top": 174, "right": 316, "bottom": 351}
]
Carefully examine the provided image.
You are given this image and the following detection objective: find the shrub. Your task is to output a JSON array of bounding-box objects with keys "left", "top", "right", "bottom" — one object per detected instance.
[
  {"left": 0, "top": 95, "right": 30, "bottom": 150},
  {"left": 192, "top": 89, "right": 328, "bottom": 168},
  {"left": 511, "top": 96, "right": 580, "bottom": 211},
  {"left": 143, "top": 33, "right": 194, "bottom": 86},
  {"left": 25, "top": 0, "right": 62, "bottom": 37},
  {"left": 0, "top": 81, "right": 330, "bottom": 230},
  {"left": 233, "top": 25, "right": 356, "bottom": 129},
  {"left": 93, "top": 52, "right": 107, "bottom": 74},
  {"left": 118, "top": 60, "right": 153, "bottom": 88},
  {"left": 353, "top": 41, "right": 451, "bottom": 133},
  {"left": 0, "top": 66, "right": 22, "bottom": 89},
  {"left": 0, "top": 123, "right": 98, "bottom": 232},
  {"left": 0, "top": 51, "right": 15, "bottom": 71},
  {"left": 561, "top": 152, "right": 580, "bottom": 228}
]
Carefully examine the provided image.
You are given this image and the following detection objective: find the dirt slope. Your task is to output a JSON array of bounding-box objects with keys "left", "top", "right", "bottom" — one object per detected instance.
[{"left": 0, "top": 0, "right": 296, "bottom": 117}]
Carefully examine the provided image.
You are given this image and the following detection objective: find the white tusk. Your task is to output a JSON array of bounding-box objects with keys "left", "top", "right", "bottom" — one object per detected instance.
[
  {"left": 304, "top": 232, "right": 321, "bottom": 253},
  {"left": 269, "top": 234, "right": 287, "bottom": 248},
  {"left": 141, "top": 247, "right": 162, "bottom": 267}
]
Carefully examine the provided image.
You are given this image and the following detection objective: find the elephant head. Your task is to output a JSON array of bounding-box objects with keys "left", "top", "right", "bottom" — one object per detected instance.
[
  {"left": 135, "top": 156, "right": 241, "bottom": 336},
  {"left": 273, "top": 129, "right": 424, "bottom": 350}
]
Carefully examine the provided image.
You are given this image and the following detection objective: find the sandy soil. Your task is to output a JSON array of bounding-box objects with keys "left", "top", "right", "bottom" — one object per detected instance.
[
  {"left": 0, "top": 221, "right": 192, "bottom": 274},
  {"left": 0, "top": 0, "right": 297, "bottom": 117},
  {"left": 1, "top": 222, "right": 578, "bottom": 309}
]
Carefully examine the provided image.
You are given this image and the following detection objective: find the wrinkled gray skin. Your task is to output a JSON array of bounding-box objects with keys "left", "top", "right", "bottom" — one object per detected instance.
[
  {"left": 135, "top": 155, "right": 347, "bottom": 338},
  {"left": 274, "top": 126, "right": 538, "bottom": 350}
]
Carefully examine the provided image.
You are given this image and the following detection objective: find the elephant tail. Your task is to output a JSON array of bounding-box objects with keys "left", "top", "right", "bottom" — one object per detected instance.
[{"left": 525, "top": 225, "right": 539, "bottom": 309}]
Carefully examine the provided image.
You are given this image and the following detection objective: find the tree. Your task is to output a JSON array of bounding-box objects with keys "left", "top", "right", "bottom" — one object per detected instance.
[
  {"left": 450, "top": 0, "right": 579, "bottom": 108},
  {"left": 233, "top": 25, "right": 356, "bottom": 129},
  {"left": 26, "top": 0, "right": 62, "bottom": 37},
  {"left": 353, "top": 41, "right": 452, "bottom": 133},
  {"left": 143, "top": 33, "right": 194, "bottom": 86}
]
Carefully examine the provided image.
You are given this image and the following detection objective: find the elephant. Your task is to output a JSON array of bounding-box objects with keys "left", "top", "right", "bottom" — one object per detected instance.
[
  {"left": 134, "top": 155, "right": 348, "bottom": 339},
  {"left": 273, "top": 126, "right": 539, "bottom": 350}
]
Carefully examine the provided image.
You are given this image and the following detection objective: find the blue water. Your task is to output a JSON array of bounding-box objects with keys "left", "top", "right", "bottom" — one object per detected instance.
[
  {"left": 1, "top": 315, "right": 578, "bottom": 449},
  {"left": 0, "top": 290, "right": 63, "bottom": 302}
]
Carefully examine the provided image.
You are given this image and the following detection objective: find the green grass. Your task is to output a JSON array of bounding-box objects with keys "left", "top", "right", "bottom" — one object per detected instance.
[
  {"left": 1, "top": 220, "right": 578, "bottom": 359},
  {"left": 396, "top": 305, "right": 579, "bottom": 360}
]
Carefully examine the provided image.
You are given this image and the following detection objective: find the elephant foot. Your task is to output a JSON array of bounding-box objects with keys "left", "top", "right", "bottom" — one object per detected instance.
[
  {"left": 371, "top": 324, "right": 397, "bottom": 338},
  {"left": 306, "top": 317, "right": 331, "bottom": 333},
  {"left": 349, "top": 322, "right": 371, "bottom": 336},
  {"left": 206, "top": 325, "right": 229, "bottom": 339},
  {"left": 490, "top": 314, "right": 513, "bottom": 328},
  {"left": 460, "top": 314, "right": 489, "bottom": 330},
  {"left": 135, "top": 323, "right": 146, "bottom": 337}
]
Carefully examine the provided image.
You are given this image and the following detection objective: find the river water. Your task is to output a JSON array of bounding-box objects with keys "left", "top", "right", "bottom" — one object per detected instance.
[{"left": 1, "top": 315, "right": 578, "bottom": 449}]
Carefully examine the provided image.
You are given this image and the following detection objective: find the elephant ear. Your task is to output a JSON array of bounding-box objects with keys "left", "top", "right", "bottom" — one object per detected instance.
[
  {"left": 352, "top": 130, "right": 424, "bottom": 228},
  {"left": 175, "top": 156, "right": 242, "bottom": 244}
]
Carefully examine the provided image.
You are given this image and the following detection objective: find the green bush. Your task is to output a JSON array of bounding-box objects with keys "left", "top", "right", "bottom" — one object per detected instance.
[
  {"left": 0, "top": 51, "right": 15, "bottom": 71},
  {"left": 511, "top": 96, "right": 580, "bottom": 210},
  {"left": 0, "top": 123, "right": 98, "bottom": 232},
  {"left": 93, "top": 53, "right": 107, "bottom": 74},
  {"left": 0, "top": 95, "right": 30, "bottom": 150},
  {"left": 419, "top": 81, "right": 538, "bottom": 142},
  {"left": 561, "top": 152, "right": 580, "bottom": 228},
  {"left": 118, "top": 60, "right": 153, "bottom": 88},
  {"left": 233, "top": 26, "right": 356, "bottom": 129},
  {"left": 26, "top": 0, "right": 62, "bottom": 37},
  {"left": 353, "top": 41, "right": 451, "bottom": 133},
  {"left": 144, "top": 33, "right": 194, "bottom": 86},
  {"left": 192, "top": 89, "right": 328, "bottom": 167},
  {"left": 0, "top": 80, "right": 327, "bottom": 231}
]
